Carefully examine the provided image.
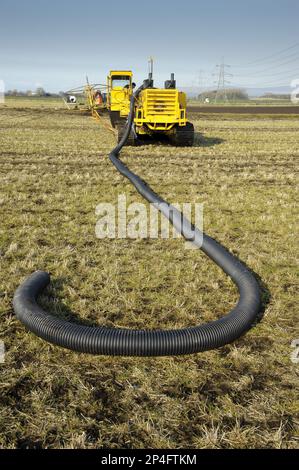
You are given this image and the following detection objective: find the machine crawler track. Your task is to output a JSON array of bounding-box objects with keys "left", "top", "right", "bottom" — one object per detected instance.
[{"left": 170, "top": 122, "right": 195, "bottom": 147}]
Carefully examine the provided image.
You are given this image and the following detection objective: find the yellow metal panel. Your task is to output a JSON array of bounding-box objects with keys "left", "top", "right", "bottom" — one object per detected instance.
[{"left": 134, "top": 88, "right": 187, "bottom": 134}]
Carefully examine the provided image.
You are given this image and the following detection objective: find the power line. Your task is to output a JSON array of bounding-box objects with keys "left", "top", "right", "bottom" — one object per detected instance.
[
  {"left": 232, "top": 72, "right": 296, "bottom": 86},
  {"left": 232, "top": 55, "right": 299, "bottom": 77},
  {"left": 233, "top": 76, "right": 295, "bottom": 87},
  {"left": 232, "top": 41, "right": 299, "bottom": 67},
  {"left": 234, "top": 66, "right": 299, "bottom": 79},
  {"left": 233, "top": 49, "right": 299, "bottom": 69}
]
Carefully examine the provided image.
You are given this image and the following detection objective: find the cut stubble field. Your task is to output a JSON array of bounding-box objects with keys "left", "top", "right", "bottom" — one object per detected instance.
[{"left": 0, "top": 98, "right": 298, "bottom": 448}]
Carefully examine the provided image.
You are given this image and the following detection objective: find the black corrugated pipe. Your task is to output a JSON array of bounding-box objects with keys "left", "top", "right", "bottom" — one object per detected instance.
[{"left": 13, "top": 80, "right": 262, "bottom": 356}]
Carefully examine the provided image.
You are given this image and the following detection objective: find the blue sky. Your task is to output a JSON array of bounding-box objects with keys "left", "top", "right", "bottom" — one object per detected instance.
[{"left": 0, "top": 0, "right": 298, "bottom": 91}]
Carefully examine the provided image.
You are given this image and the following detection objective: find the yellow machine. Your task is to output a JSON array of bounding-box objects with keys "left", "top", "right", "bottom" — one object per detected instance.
[{"left": 107, "top": 71, "right": 194, "bottom": 146}]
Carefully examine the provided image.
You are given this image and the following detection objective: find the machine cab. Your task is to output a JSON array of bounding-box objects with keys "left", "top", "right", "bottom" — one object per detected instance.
[
  {"left": 107, "top": 70, "right": 133, "bottom": 113},
  {"left": 109, "top": 71, "right": 132, "bottom": 90}
]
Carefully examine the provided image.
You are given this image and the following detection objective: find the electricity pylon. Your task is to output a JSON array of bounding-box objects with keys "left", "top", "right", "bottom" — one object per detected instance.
[{"left": 213, "top": 58, "right": 233, "bottom": 103}]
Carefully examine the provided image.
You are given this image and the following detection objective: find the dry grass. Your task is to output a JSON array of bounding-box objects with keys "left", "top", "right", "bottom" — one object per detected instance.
[{"left": 0, "top": 98, "right": 298, "bottom": 449}]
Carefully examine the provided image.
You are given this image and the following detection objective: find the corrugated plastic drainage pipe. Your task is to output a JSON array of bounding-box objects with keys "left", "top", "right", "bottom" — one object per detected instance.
[{"left": 13, "top": 82, "right": 262, "bottom": 356}]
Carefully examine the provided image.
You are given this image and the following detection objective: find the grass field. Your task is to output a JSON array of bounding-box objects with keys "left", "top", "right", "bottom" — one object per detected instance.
[{"left": 0, "top": 98, "right": 298, "bottom": 449}]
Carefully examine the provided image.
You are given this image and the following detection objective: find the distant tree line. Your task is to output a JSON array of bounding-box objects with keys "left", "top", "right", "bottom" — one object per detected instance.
[
  {"left": 261, "top": 92, "right": 290, "bottom": 100},
  {"left": 5, "top": 87, "right": 60, "bottom": 97},
  {"left": 198, "top": 88, "right": 249, "bottom": 102}
]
